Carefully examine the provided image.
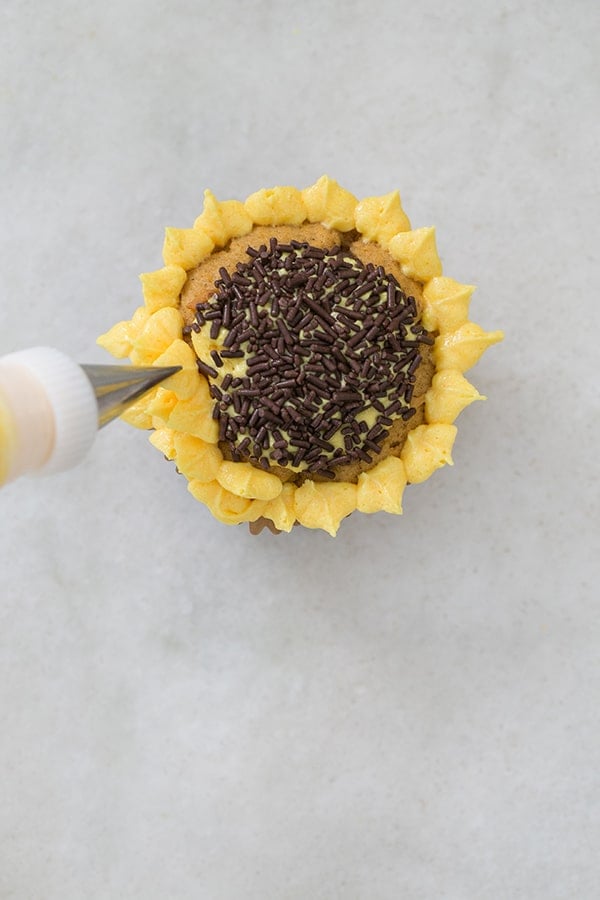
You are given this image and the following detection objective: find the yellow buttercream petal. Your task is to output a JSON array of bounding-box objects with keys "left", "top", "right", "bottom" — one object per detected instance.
[
  {"left": 166, "top": 383, "right": 218, "bottom": 443},
  {"left": 140, "top": 265, "right": 187, "bottom": 314},
  {"left": 130, "top": 306, "right": 183, "bottom": 365},
  {"left": 187, "top": 480, "right": 266, "bottom": 525},
  {"left": 354, "top": 191, "right": 411, "bottom": 246},
  {"left": 294, "top": 480, "right": 357, "bottom": 536},
  {"left": 422, "top": 277, "right": 474, "bottom": 332},
  {"left": 388, "top": 227, "right": 442, "bottom": 280},
  {"left": 192, "top": 191, "right": 254, "bottom": 247},
  {"left": 131, "top": 306, "right": 150, "bottom": 331},
  {"left": 145, "top": 387, "right": 179, "bottom": 423},
  {"left": 149, "top": 427, "right": 177, "bottom": 459},
  {"left": 97, "top": 306, "right": 150, "bottom": 359},
  {"left": 216, "top": 460, "right": 282, "bottom": 501},
  {"left": 162, "top": 227, "right": 214, "bottom": 269},
  {"left": 425, "top": 370, "right": 485, "bottom": 424},
  {"left": 401, "top": 423, "right": 457, "bottom": 484},
  {"left": 193, "top": 189, "right": 229, "bottom": 247},
  {"left": 173, "top": 432, "right": 222, "bottom": 482},
  {"left": 152, "top": 339, "right": 200, "bottom": 400},
  {"left": 219, "top": 199, "right": 254, "bottom": 238},
  {"left": 434, "top": 322, "right": 504, "bottom": 372},
  {"left": 301, "top": 175, "right": 358, "bottom": 231},
  {"left": 244, "top": 186, "right": 306, "bottom": 226},
  {"left": 356, "top": 456, "right": 407, "bottom": 514},
  {"left": 96, "top": 320, "right": 133, "bottom": 358},
  {"left": 259, "top": 483, "right": 297, "bottom": 532}
]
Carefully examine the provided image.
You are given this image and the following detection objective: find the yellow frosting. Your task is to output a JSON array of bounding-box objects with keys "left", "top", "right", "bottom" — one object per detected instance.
[
  {"left": 165, "top": 386, "right": 219, "bottom": 443},
  {"left": 173, "top": 432, "right": 222, "bottom": 481},
  {"left": 191, "top": 327, "right": 248, "bottom": 380},
  {"left": 421, "top": 277, "right": 474, "bottom": 333},
  {"left": 434, "top": 322, "right": 504, "bottom": 372},
  {"left": 149, "top": 427, "right": 177, "bottom": 460},
  {"left": 245, "top": 186, "right": 306, "bottom": 226},
  {"left": 152, "top": 339, "right": 200, "bottom": 400},
  {"left": 388, "top": 227, "right": 442, "bottom": 280},
  {"left": 294, "top": 481, "right": 358, "bottom": 537},
  {"left": 357, "top": 456, "right": 407, "bottom": 514},
  {"left": 354, "top": 191, "right": 411, "bottom": 246},
  {"left": 97, "top": 306, "right": 150, "bottom": 359},
  {"left": 187, "top": 479, "right": 266, "bottom": 525},
  {"left": 97, "top": 177, "right": 502, "bottom": 535},
  {"left": 301, "top": 175, "right": 358, "bottom": 231},
  {"left": 131, "top": 305, "right": 151, "bottom": 329},
  {"left": 258, "top": 483, "right": 297, "bottom": 533},
  {"left": 97, "top": 320, "right": 133, "bottom": 359},
  {"left": 401, "top": 423, "right": 457, "bottom": 483},
  {"left": 129, "top": 307, "right": 183, "bottom": 366},
  {"left": 219, "top": 199, "right": 255, "bottom": 238},
  {"left": 162, "top": 227, "right": 214, "bottom": 269},
  {"left": 216, "top": 460, "right": 282, "bottom": 501},
  {"left": 140, "top": 265, "right": 187, "bottom": 315},
  {"left": 145, "top": 387, "right": 179, "bottom": 423},
  {"left": 194, "top": 189, "right": 253, "bottom": 247},
  {"left": 425, "top": 370, "right": 485, "bottom": 424}
]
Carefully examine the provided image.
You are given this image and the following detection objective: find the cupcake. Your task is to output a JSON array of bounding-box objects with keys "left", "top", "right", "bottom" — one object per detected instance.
[{"left": 98, "top": 177, "right": 503, "bottom": 535}]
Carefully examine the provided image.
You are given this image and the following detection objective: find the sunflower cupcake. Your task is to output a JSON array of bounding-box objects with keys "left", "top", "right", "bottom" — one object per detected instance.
[{"left": 98, "top": 177, "right": 502, "bottom": 535}]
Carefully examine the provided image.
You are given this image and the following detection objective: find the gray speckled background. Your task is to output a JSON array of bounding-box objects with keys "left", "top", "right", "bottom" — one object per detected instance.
[{"left": 1, "top": 1, "right": 599, "bottom": 898}]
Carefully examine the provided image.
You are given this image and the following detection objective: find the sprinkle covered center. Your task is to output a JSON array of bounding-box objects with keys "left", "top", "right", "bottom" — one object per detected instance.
[{"left": 190, "top": 238, "right": 433, "bottom": 477}]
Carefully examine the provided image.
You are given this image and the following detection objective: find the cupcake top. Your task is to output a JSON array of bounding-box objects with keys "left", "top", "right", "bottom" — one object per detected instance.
[
  {"left": 181, "top": 224, "right": 435, "bottom": 486},
  {"left": 98, "top": 177, "right": 503, "bottom": 535}
]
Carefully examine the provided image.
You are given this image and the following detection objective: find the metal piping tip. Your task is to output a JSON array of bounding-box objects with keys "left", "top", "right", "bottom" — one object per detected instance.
[{"left": 81, "top": 364, "right": 182, "bottom": 428}]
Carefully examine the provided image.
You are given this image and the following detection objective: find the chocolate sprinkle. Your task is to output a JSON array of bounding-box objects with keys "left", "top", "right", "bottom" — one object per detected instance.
[{"left": 192, "top": 240, "right": 431, "bottom": 472}]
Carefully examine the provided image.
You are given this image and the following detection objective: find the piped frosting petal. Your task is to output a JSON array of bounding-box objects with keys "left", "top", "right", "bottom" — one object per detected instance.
[
  {"left": 97, "top": 320, "right": 134, "bottom": 358},
  {"left": 434, "top": 323, "right": 504, "bottom": 372},
  {"left": 149, "top": 427, "right": 177, "bottom": 460},
  {"left": 152, "top": 339, "right": 200, "bottom": 400},
  {"left": 216, "top": 460, "right": 283, "bottom": 501},
  {"left": 301, "top": 175, "right": 358, "bottom": 231},
  {"left": 187, "top": 480, "right": 267, "bottom": 525},
  {"left": 173, "top": 433, "right": 222, "bottom": 482},
  {"left": 130, "top": 307, "right": 183, "bottom": 366},
  {"left": 294, "top": 481, "right": 357, "bottom": 536},
  {"left": 357, "top": 456, "right": 407, "bottom": 514},
  {"left": 140, "top": 265, "right": 187, "bottom": 314},
  {"left": 354, "top": 191, "right": 411, "bottom": 245},
  {"left": 145, "top": 387, "right": 179, "bottom": 424},
  {"left": 165, "top": 383, "right": 219, "bottom": 443},
  {"left": 425, "top": 370, "right": 485, "bottom": 424},
  {"left": 244, "top": 186, "right": 306, "bottom": 225},
  {"left": 422, "top": 277, "right": 474, "bottom": 333},
  {"left": 401, "top": 423, "right": 457, "bottom": 483},
  {"left": 259, "top": 483, "right": 297, "bottom": 533},
  {"left": 162, "top": 227, "right": 214, "bottom": 268},
  {"left": 194, "top": 189, "right": 253, "bottom": 247},
  {"left": 388, "top": 227, "right": 442, "bottom": 280}
]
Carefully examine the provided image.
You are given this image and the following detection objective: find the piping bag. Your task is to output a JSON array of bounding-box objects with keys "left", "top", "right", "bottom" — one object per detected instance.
[{"left": 0, "top": 347, "right": 181, "bottom": 487}]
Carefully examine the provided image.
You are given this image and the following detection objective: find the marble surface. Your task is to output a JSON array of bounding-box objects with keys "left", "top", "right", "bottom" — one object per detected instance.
[{"left": 1, "top": 1, "right": 599, "bottom": 897}]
